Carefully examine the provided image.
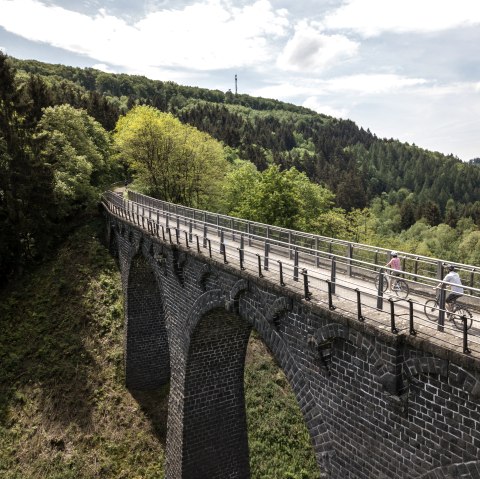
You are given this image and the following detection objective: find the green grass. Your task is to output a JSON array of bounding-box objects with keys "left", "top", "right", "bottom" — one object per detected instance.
[
  {"left": 0, "top": 215, "right": 318, "bottom": 478},
  {"left": 245, "top": 335, "right": 319, "bottom": 479}
]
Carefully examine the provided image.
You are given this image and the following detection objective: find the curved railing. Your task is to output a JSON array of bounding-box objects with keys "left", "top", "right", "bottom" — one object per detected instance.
[{"left": 103, "top": 190, "right": 480, "bottom": 358}]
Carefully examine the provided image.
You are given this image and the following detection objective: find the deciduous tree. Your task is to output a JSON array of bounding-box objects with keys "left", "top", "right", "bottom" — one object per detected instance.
[{"left": 114, "top": 105, "right": 227, "bottom": 208}]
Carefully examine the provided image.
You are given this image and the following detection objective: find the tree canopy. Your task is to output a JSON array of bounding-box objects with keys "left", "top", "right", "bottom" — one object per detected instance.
[
  {"left": 114, "top": 105, "right": 228, "bottom": 208},
  {"left": 36, "top": 104, "right": 114, "bottom": 218}
]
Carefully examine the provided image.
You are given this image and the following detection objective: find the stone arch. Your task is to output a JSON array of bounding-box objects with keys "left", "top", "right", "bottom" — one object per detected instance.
[
  {"left": 417, "top": 460, "right": 480, "bottom": 479},
  {"left": 168, "top": 292, "right": 252, "bottom": 479},
  {"left": 265, "top": 296, "right": 292, "bottom": 331},
  {"left": 238, "top": 295, "right": 334, "bottom": 474},
  {"left": 311, "top": 324, "right": 394, "bottom": 392},
  {"left": 125, "top": 250, "right": 170, "bottom": 390},
  {"left": 403, "top": 357, "right": 448, "bottom": 381}
]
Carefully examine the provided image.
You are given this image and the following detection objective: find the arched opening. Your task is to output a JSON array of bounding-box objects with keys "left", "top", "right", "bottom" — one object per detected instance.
[
  {"left": 126, "top": 253, "right": 170, "bottom": 390},
  {"left": 244, "top": 330, "right": 319, "bottom": 478},
  {"left": 180, "top": 306, "right": 319, "bottom": 478}
]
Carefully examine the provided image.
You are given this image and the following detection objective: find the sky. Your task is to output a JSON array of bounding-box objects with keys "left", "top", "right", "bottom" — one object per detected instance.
[{"left": 0, "top": 0, "right": 479, "bottom": 161}]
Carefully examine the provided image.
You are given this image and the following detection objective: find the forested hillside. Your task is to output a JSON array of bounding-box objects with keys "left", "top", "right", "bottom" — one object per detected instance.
[
  {"left": 2, "top": 52, "right": 480, "bottom": 287},
  {"left": 11, "top": 57, "right": 480, "bottom": 217}
]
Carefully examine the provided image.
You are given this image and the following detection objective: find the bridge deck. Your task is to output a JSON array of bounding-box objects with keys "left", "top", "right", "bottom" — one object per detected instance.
[{"left": 104, "top": 190, "right": 480, "bottom": 362}]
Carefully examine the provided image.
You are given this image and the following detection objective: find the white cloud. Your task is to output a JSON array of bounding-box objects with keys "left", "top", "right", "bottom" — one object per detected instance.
[
  {"left": 324, "top": 0, "right": 480, "bottom": 37},
  {"left": 320, "top": 74, "right": 428, "bottom": 94},
  {"left": 252, "top": 73, "right": 428, "bottom": 99},
  {"left": 0, "top": 0, "right": 289, "bottom": 72},
  {"left": 302, "top": 97, "right": 349, "bottom": 118},
  {"left": 92, "top": 63, "right": 116, "bottom": 73},
  {"left": 276, "top": 20, "right": 359, "bottom": 72}
]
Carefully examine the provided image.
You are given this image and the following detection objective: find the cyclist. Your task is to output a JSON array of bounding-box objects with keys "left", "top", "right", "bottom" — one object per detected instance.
[
  {"left": 385, "top": 251, "right": 401, "bottom": 291},
  {"left": 435, "top": 265, "right": 464, "bottom": 316}
]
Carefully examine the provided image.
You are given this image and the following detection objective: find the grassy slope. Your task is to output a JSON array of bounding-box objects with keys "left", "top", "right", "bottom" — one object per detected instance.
[{"left": 0, "top": 215, "right": 318, "bottom": 479}]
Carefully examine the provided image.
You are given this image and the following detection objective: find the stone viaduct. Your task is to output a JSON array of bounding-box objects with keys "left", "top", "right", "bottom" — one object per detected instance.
[{"left": 104, "top": 202, "right": 480, "bottom": 479}]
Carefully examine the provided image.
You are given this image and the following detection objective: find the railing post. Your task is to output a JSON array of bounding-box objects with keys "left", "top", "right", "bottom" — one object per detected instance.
[
  {"left": 207, "top": 239, "right": 212, "bottom": 258},
  {"left": 376, "top": 269, "right": 384, "bottom": 310},
  {"left": 256, "top": 254, "right": 263, "bottom": 278},
  {"left": 302, "top": 269, "right": 312, "bottom": 301},
  {"left": 220, "top": 230, "right": 225, "bottom": 254},
  {"left": 264, "top": 242, "right": 270, "bottom": 271},
  {"left": 277, "top": 260, "right": 285, "bottom": 286},
  {"left": 195, "top": 235, "right": 200, "bottom": 253},
  {"left": 408, "top": 300, "right": 416, "bottom": 335},
  {"left": 167, "top": 228, "right": 172, "bottom": 244},
  {"left": 469, "top": 269, "right": 475, "bottom": 295},
  {"left": 330, "top": 257, "right": 336, "bottom": 295},
  {"left": 356, "top": 289, "right": 364, "bottom": 321},
  {"left": 238, "top": 248, "right": 245, "bottom": 270},
  {"left": 436, "top": 261, "right": 444, "bottom": 281},
  {"left": 184, "top": 231, "right": 190, "bottom": 248},
  {"left": 347, "top": 243, "right": 353, "bottom": 277},
  {"left": 414, "top": 257, "right": 419, "bottom": 281},
  {"left": 438, "top": 285, "right": 446, "bottom": 332},
  {"left": 222, "top": 243, "right": 228, "bottom": 264},
  {"left": 293, "top": 249, "right": 299, "bottom": 282},
  {"left": 389, "top": 298, "right": 398, "bottom": 333},
  {"left": 189, "top": 221, "right": 193, "bottom": 242},
  {"left": 203, "top": 225, "right": 208, "bottom": 247},
  {"left": 463, "top": 316, "right": 471, "bottom": 354},
  {"left": 327, "top": 280, "right": 335, "bottom": 310}
]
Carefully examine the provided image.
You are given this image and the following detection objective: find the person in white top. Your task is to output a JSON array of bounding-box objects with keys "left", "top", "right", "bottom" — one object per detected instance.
[
  {"left": 435, "top": 265, "right": 464, "bottom": 314},
  {"left": 385, "top": 251, "right": 401, "bottom": 291}
]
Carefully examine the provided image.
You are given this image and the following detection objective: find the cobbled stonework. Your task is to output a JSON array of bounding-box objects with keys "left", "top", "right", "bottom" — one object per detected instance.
[{"left": 106, "top": 212, "right": 480, "bottom": 479}]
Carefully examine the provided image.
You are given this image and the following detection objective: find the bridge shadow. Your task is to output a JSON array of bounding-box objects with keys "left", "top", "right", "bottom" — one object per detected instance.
[{"left": 129, "top": 384, "right": 170, "bottom": 446}]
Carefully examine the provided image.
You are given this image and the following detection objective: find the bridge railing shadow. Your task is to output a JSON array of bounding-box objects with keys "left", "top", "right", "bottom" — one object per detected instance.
[{"left": 102, "top": 191, "right": 480, "bottom": 358}]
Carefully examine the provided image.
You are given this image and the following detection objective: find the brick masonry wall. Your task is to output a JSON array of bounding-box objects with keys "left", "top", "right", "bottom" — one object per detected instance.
[{"left": 106, "top": 213, "right": 480, "bottom": 479}]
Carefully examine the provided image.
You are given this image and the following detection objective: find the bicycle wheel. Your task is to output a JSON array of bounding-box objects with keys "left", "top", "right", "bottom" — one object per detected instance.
[
  {"left": 451, "top": 307, "right": 473, "bottom": 331},
  {"left": 393, "top": 279, "right": 409, "bottom": 299},
  {"left": 374, "top": 274, "right": 388, "bottom": 293},
  {"left": 424, "top": 299, "right": 439, "bottom": 322}
]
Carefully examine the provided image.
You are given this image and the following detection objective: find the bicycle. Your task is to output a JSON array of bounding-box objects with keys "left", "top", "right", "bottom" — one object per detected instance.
[
  {"left": 374, "top": 272, "right": 409, "bottom": 299},
  {"left": 424, "top": 296, "right": 473, "bottom": 330}
]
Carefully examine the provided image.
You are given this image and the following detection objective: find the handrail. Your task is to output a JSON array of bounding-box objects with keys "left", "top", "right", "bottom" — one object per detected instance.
[{"left": 123, "top": 190, "right": 480, "bottom": 290}]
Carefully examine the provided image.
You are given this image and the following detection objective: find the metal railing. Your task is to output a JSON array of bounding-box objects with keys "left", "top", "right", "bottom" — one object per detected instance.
[
  {"left": 103, "top": 190, "right": 480, "bottom": 356},
  {"left": 126, "top": 191, "right": 480, "bottom": 293}
]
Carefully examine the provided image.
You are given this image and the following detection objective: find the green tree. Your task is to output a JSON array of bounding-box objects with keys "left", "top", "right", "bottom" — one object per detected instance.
[
  {"left": 36, "top": 104, "right": 113, "bottom": 218},
  {"left": 219, "top": 160, "right": 260, "bottom": 215},
  {"left": 224, "top": 164, "right": 335, "bottom": 231},
  {"left": 0, "top": 52, "right": 55, "bottom": 284},
  {"left": 114, "top": 105, "right": 227, "bottom": 208}
]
